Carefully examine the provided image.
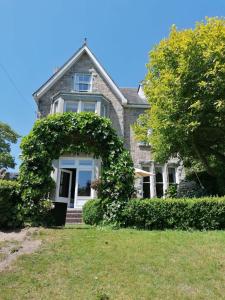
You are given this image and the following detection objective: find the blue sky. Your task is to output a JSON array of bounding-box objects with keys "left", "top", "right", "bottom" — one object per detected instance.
[{"left": 1, "top": 0, "right": 225, "bottom": 170}]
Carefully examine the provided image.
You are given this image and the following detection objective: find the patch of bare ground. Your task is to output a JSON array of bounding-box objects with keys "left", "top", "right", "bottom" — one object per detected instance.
[{"left": 0, "top": 227, "right": 41, "bottom": 271}]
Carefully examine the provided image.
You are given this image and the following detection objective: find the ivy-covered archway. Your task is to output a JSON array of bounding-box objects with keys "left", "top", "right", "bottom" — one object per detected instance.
[{"left": 19, "top": 112, "right": 134, "bottom": 219}]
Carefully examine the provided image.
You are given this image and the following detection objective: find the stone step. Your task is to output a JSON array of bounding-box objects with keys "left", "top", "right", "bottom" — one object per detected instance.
[
  {"left": 66, "top": 212, "right": 82, "bottom": 217},
  {"left": 66, "top": 209, "right": 83, "bottom": 224},
  {"left": 66, "top": 217, "right": 82, "bottom": 221},
  {"left": 66, "top": 218, "right": 83, "bottom": 224}
]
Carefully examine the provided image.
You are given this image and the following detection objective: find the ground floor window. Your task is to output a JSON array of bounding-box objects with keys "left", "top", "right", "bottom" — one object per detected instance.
[
  {"left": 168, "top": 167, "right": 176, "bottom": 185},
  {"left": 141, "top": 164, "right": 177, "bottom": 198},
  {"left": 155, "top": 166, "right": 164, "bottom": 198},
  {"left": 142, "top": 167, "right": 150, "bottom": 198}
]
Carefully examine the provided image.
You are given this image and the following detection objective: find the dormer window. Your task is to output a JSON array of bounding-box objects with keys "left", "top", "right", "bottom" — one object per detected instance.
[{"left": 74, "top": 73, "right": 92, "bottom": 92}]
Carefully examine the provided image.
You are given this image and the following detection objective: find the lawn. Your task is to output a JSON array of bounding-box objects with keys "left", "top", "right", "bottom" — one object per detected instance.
[{"left": 0, "top": 227, "right": 225, "bottom": 300}]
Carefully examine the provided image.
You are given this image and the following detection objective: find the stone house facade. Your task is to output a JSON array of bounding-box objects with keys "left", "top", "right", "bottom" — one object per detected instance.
[{"left": 33, "top": 43, "right": 184, "bottom": 209}]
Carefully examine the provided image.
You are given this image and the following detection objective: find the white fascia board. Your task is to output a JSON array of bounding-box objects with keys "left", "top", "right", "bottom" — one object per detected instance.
[
  {"left": 123, "top": 104, "right": 150, "bottom": 108},
  {"left": 84, "top": 47, "right": 127, "bottom": 105},
  {"left": 34, "top": 45, "right": 127, "bottom": 105},
  {"left": 34, "top": 47, "right": 85, "bottom": 99}
]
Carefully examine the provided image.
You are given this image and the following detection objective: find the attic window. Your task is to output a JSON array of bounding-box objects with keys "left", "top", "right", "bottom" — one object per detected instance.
[{"left": 74, "top": 73, "right": 92, "bottom": 92}]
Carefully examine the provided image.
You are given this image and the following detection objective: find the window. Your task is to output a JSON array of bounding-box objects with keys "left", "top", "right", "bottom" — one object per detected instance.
[
  {"left": 65, "top": 102, "right": 78, "bottom": 112},
  {"left": 155, "top": 166, "right": 164, "bottom": 198},
  {"left": 143, "top": 167, "right": 150, "bottom": 198},
  {"left": 168, "top": 167, "right": 176, "bottom": 184},
  {"left": 79, "top": 160, "right": 93, "bottom": 166},
  {"left": 78, "top": 170, "right": 92, "bottom": 196},
  {"left": 53, "top": 100, "right": 59, "bottom": 113},
  {"left": 74, "top": 73, "right": 92, "bottom": 92},
  {"left": 102, "top": 105, "right": 107, "bottom": 117},
  {"left": 60, "top": 160, "right": 75, "bottom": 168},
  {"left": 82, "top": 102, "right": 96, "bottom": 113}
]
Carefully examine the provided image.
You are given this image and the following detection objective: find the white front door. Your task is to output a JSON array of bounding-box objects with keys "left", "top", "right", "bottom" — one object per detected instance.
[{"left": 57, "top": 169, "right": 72, "bottom": 204}]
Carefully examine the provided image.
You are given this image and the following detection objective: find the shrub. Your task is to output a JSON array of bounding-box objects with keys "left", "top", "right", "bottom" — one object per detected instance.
[
  {"left": 122, "top": 197, "right": 225, "bottom": 230},
  {"left": 177, "top": 180, "right": 207, "bottom": 198},
  {"left": 0, "top": 180, "right": 23, "bottom": 228},
  {"left": 22, "top": 198, "right": 53, "bottom": 226},
  {"left": 165, "top": 184, "right": 177, "bottom": 198},
  {"left": 83, "top": 199, "right": 104, "bottom": 225}
]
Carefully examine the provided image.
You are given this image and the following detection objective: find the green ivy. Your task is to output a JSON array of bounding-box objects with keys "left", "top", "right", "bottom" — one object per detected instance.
[{"left": 19, "top": 113, "right": 134, "bottom": 221}]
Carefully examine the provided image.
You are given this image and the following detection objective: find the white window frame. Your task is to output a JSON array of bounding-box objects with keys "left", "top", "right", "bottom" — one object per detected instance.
[
  {"left": 64, "top": 101, "right": 79, "bottom": 113},
  {"left": 81, "top": 102, "right": 97, "bottom": 113},
  {"left": 53, "top": 100, "right": 59, "bottom": 113},
  {"left": 167, "top": 166, "right": 177, "bottom": 185},
  {"left": 74, "top": 73, "right": 93, "bottom": 92}
]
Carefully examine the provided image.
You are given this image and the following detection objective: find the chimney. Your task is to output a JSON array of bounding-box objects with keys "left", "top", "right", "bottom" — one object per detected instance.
[
  {"left": 137, "top": 82, "right": 146, "bottom": 99},
  {"left": 53, "top": 67, "right": 60, "bottom": 74}
]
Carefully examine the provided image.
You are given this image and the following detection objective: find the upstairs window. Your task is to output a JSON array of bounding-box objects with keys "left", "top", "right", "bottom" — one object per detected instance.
[{"left": 74, "top": 73, "right": 92, "bottom": 92}]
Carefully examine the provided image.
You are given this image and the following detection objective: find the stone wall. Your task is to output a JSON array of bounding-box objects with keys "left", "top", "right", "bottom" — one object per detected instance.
[
  {"left": 37, "top": 53, "right": 124, "bottom": 137},
  {"left": 123, "top": 106, "right": 151, "bottom": 164}
]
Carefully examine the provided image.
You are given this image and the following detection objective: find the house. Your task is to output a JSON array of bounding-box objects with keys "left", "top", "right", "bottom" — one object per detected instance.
[{"left": 33, "top": 42, "right": 184, "bottom": 210}]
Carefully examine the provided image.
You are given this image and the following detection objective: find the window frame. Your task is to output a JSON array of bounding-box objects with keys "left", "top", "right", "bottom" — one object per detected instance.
[
  {"left": 64, "top": 101, "right": 79, "bottom": 113},
  {"left": 168, "top": 166, "right": 177, "bottom": 185},
  {"left": 155, "top": 166, "right": 164, "bottom": 198},
  {"left": 74, "top": 73, "right": 93, "bottom": 92},
  {"left": 81, "top": 102, "right": 97, "bottom": 113}
]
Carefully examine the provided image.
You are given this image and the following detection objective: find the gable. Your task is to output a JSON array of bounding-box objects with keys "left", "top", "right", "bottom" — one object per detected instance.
[{"left": 33, "top": 44, "right": 127, "bottom": 105}]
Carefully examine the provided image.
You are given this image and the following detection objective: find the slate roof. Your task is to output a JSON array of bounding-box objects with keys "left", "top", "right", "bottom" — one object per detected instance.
[{"left": 120, "top": 88, "right": 148, "bottom": 105}]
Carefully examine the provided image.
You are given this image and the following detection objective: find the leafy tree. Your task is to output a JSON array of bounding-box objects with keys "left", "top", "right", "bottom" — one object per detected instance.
[
  {"left": 134, "top": 18, "right": 225, "bottom": 194},
  {"left": 0, "top": 121, "right": 19, "bottom": 170}
]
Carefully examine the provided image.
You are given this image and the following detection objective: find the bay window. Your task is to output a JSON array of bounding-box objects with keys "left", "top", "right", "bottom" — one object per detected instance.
[
  {"left": 82, "top": 102, "right": 96, "bottom": 113},
  {"left": 64, "top": 101, "right": 78, "bottom": 112}
]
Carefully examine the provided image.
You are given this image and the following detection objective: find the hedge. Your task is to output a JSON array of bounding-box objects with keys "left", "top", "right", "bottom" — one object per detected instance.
[
  {"left": 0, "top": 180, "right": 23, "bottom": 228},
  {"left": 83, "top": 199, "right": 104, "bottom": 225},
  {"left": 122, "top": 197, "right": 225, "bottom": 230}
]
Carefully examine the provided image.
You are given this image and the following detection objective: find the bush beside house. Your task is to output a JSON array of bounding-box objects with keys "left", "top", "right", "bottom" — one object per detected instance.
[
  {"left": 83, "top": 199, "right": 104, "bottom": 225},
  {"left": 0, "top": 180, "right": 23, "bottom": 228}
]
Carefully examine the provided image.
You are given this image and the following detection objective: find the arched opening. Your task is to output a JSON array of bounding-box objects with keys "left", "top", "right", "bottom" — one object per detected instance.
[{"left": 19, "top": 113, "right": 134, "bottom": 214}]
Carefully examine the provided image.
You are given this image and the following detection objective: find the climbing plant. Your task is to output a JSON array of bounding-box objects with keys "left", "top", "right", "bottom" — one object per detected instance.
[{"left": 19, "top": 112, "right": 134, "bottom": 222}]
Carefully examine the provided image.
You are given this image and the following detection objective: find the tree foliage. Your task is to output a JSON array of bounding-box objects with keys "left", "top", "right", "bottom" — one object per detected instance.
[
  {"left": 134, "top": 18, "right": 225, "bottom": 194},
  {"left": 19, "top": 113, "right": 134, "bottom": 221},
  {"left": 0, "top": 121, "right": 19, "bottom": 169}
]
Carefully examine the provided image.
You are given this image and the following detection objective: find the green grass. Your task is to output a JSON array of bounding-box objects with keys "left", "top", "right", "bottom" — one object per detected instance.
[{"left": 1, "top": 227, "right": 225, "bottom": 299}]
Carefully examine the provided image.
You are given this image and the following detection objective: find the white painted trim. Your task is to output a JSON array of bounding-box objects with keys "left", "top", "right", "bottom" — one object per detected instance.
[
  {"left": 123, "top": 104, "right": 149, "bottom": 108},
  {"left": 34, "top": 45, "right": 127, "bottom": 104}
]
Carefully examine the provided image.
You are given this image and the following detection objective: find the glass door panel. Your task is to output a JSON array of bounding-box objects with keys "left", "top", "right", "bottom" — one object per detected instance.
[
  {"left": 77, "top": 170, "right": 92, "bottom": 196},
  {"left": 58, "top": 169, "right": 72, "bottom": 203}
]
